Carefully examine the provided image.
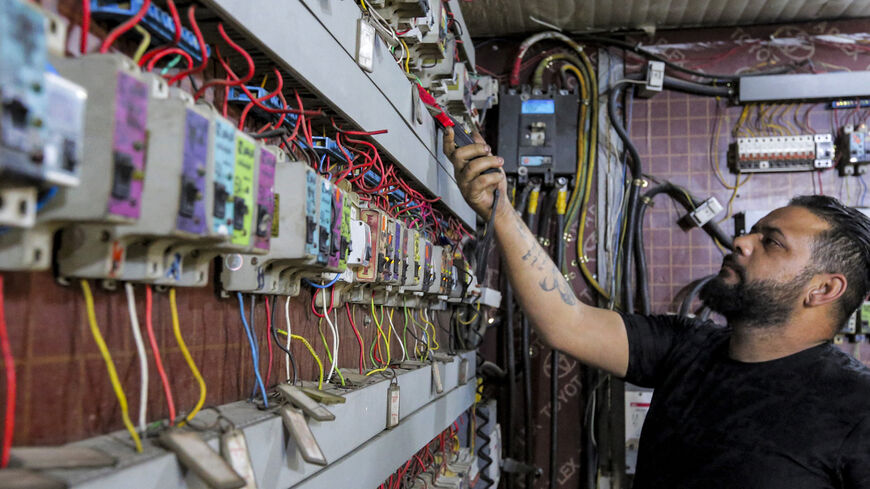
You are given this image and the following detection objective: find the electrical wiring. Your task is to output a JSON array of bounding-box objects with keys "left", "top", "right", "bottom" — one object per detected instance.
[
  {"left": 303, "top": 273, "right": 342, "bottom": 289},
  {"left": 402, "top": 304, "right": 418, "bottom": 361},
  {"left": 168, "top": 289, "right": 206, "bottom": 424},
  {"left": 132, "top": 26, "right": 151, "bottom": 64},
  {"left": 366, "top": 298, "right": 391, "bottom": 376},
  {"left": 0, "top": 277, "right": 14, "bottom": 468},
  {"left": 193, "top": 27, "right": 255, "bottom": 101},
  {"left": 320, "top": 293, "right": 344, "bottom": 385},
  {"left": 80, "top": 0, "right": 90, "bottom": 55},
  {"left": 282, "top": 296, "right": 298, "bottom": 384},
  {"left": 123, "top": 283, "right": 148, "bottom": 434},
  {"left": 420, "top": 309, "right": 439, "bottom": 352},
  {"left": 237, "top": 293, "right": 268, "bottom": 407},
  {"left": 166, "top": 6, "right": 207, "bottom": 86},
  {"left": 80, "top": 280, "right": 143, "bottom": 452},
  {"left": 264, "top": 298, "right": 274, "bottom": 388},
  {"left": 137, "top": 0, "right": 181, "bottom": 67},
  {"left": 346, "top": 303, "right": 366, "bottom": 374},
  {"left": 387, "top": 307, "right": 407, "bottom": 362},
  {"left": 145, "top": 48, "right": 193, "bottom": 73},
  {"left": 276, "top": 329, "right": 324, "bottom": 390},
  {"left": 99, "top": 0, "right": 151, "bottom": 54},
  {"left": 144, "top": 285, "right": 176, "bottom": 425}
]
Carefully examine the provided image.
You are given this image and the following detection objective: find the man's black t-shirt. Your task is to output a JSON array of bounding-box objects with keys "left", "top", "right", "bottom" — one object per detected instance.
[{"left": 621, "top": 314, "right": 870, "bottom": 489}]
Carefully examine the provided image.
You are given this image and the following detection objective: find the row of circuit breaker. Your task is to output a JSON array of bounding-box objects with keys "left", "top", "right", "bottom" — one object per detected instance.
[
  {"left": 0, "top": 1, "right": 475, "bottom": 305},
  {"left": 728, "top": 134, "right": 835, "bottom": 173}
]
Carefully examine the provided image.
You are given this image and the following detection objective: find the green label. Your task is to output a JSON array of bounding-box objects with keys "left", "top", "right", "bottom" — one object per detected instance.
[{"left": 231, "top": 136, "right": 256, "bottom": 246}]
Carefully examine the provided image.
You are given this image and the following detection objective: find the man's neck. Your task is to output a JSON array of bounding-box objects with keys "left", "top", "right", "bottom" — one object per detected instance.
[{"left": 728, "top": 321, "right": 827, "bottom": 363}]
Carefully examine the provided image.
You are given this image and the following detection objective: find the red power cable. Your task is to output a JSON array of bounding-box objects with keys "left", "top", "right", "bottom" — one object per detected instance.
[
  {"left": 145, "top": 47, "right": 193, "bottom": 73},
  {"left": 137, "top": 0, "right": 181, "bottom": 67},
  {"left": 238, "top": 69, "right": 285, "bottom": 130},
  {"left": 99, "top": 0, "right": 151, "bottom": 54},
  {"left": 193, "top": 28, "right": 255, "bottom": 100},
  {"left": 0, "top": 277, "right": 15, "bottom": 468},
  {"left": 80, "top": 0, "right": 90, "bottom": 55},
  {"left": 346, "top": 303, "right": 364, "bottom": 374},
  {"left": 264, "top": 298, "right": 274, "bottom": 388},
  {"left": 145, "top": 285, "right": 176, "bottom": 425},
  {"left": 166, "top": 6, "right": 208, "bottom": 85}
]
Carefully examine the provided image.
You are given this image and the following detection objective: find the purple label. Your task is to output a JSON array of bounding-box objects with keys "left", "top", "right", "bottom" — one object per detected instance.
[
  {"left": 176, "top": 109, "right": 209, "bottom": 235},
  {"left": 254, "top": 149, "right": 276, "bottom": 251},
  {"left": 108, "top": 72, "right": 148, "bottom": 219},
  {"left": 328, "top": 189, "right": 343, "bottom": 268},
  {"left": 393, "top": 221, "right": 402, "bottom": 279}
]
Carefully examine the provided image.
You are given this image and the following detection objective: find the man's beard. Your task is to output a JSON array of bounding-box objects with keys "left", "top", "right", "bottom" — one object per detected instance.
[{"left": 699, "top": 255, "right": 815, "bottom": 328}]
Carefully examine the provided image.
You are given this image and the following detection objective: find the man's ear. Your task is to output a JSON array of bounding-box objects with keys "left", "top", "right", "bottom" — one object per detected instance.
[{"left": 805, "top": 273, "right": 847, "bottom": 307}]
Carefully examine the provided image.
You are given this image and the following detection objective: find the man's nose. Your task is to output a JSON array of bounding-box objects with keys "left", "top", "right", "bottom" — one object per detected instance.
[{"left": 732, "top": 233, "right": 754, "bottom": 257}]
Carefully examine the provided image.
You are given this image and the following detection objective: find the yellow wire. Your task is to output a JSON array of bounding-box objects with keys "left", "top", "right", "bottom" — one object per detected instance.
[
  {"left": 366, "top": 297, "right": 391, "bottom": 376},
  {"left": 80, "top": 280, "right": 143, "bottom": 453},
  {"left": 359, "top": 0, "right": 368, "bottom": 10},
  {"left": 169, "top": 288, "right": 206, "bottom": 426},
  {"left": 400, "top": 37, "right": 411, "bottom": 73},
  {"left": 260, "top": 73, "right": 268, "bottom": 88},
  {"left": 277, "top": 329, "right": 324, "bottom": 390},
  {"left": 419, "top": 309, "right": 439, "bottom": 351},
  {"left": 456, "top": 302, "right": 480, "bottom": 325},
  {"left": 132, "top": 25, "right": 151, "bottom": 64}
]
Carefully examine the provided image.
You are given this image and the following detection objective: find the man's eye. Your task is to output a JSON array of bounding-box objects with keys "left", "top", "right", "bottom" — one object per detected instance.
[{"left": 762, "top": 236, "right": 779, "bottom": 247}]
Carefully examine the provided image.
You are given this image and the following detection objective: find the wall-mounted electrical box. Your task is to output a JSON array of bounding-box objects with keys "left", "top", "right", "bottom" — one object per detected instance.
[
  {"left": 728, "top": 134, "right": 834, "bottom": 173},
  {"left": 497, "top": 86, "right": 580, "bottom": 184}
]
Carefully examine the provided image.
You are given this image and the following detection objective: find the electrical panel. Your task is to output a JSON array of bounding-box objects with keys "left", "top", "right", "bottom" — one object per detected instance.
[
  {"left": 497, "top": 86, "right": 580, "bottom": 184},
  {"left": 838, "top": 124, "right": 870, "bottom": 176},
  {"left": 728, "top": 134, "right": 834, "bottom": 173}
]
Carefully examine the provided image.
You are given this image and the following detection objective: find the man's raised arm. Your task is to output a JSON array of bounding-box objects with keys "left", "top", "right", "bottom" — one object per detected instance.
[{"left": 446, "top": 128, "right": 630, "bottom": 377}]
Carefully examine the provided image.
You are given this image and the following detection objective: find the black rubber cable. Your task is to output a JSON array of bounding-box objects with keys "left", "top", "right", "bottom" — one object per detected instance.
[
  {"left": 548, "top": 213, "right": 566, "bottom": 489},
  {"left": 678, "top": 275, "right": 717, "bottom": 317}
]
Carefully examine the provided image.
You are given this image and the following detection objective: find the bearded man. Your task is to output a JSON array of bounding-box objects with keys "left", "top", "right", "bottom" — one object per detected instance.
[{"left": 447, "top": 129, "right": 870, "bottom": 489}]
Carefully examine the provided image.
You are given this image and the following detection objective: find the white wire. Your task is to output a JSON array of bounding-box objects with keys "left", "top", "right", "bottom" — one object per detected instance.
[
  {"left": 124, "top": 282, "right": 148, "bottom": 434},
  {"left": 388, "top": 307, "right": 407, "bottom": 362},
  {"left": 333, "top": 307, "right": 340, "bottom": 377},
  {"left": 284, "top": 296, "right": 292, "bottom": 382},
  {"left": 322, "top": 291, "right": 338, "bottom": 382}
]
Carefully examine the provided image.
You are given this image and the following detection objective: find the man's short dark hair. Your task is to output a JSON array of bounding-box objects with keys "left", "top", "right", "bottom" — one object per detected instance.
[{"left": 789, "top": 195, "right": 870, "bottom": 329}]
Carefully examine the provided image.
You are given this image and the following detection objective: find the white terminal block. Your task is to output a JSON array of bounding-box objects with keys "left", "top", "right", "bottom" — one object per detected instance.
[{"left": 687, "top": 197, "right": 724, "bottom": 227}]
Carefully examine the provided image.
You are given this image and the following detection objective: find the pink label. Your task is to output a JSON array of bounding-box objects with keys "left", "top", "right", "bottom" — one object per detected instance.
[
  {"left": 254, "top": 149, "right": 276, "bottom": 251},
  {"left": 107, "top": 73, "right": 148, "bottom": 218}
]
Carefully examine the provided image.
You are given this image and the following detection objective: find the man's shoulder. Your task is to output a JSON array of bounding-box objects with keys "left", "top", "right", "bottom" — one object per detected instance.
[{"left": 819, "top": 344, "right": 870, "bottom": 384}]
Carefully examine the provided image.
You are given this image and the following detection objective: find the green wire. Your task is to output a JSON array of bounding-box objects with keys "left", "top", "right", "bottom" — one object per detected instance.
[{"left": 160, "top": 54, "right": 183, "bottom": 75}]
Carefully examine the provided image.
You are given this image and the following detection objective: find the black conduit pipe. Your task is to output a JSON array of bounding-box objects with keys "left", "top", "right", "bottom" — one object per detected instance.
[{"left": 679, "top": 274, "right": 718, "bottom": 317}]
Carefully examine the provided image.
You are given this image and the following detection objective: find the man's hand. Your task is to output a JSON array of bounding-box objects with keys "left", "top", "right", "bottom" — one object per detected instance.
[{"left": 444, "top": 127, "right": 508, "bottom": 219}]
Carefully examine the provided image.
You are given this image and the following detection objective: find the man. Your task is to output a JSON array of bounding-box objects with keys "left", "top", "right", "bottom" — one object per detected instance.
[{"left": 446, "top": 129, "right": 870, "bottom": 488}]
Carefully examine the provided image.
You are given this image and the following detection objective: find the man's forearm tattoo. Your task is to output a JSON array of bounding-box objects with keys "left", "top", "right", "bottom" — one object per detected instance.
[{"left": 513, "top": 210, "right": 578, "bottom": 306}]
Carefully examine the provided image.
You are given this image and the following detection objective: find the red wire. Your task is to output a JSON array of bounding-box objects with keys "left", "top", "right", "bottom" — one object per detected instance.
[
  {"left": 80, "top": 0, "right": 90, "bottom": 55},
  {"left": 238, "top": 69, "right": 285, "bottom": 130},
  {"left": 193, "top": 27, "right": 255, "bottom": 100},
  {"left": 145, "top": 285, "right": 176, "bottom": 425},
  {"left": 0, "top": 276, "right": 15, "bottom": 468},
  {"left": 137, "top": 0, "right": 180, "bottom": 67},
  {"left": 145, "top": 47, "right": 193, "bottom": 73},
  {"left": 346, "top": 303, "right": 364, "bottom": 374},
  {"left": 264, "top": 298, "right": 274, "bottom": 388},
  {"left": 167, "top": 6, "right": 208, "bottom": 86},
  {"left": 99, "top": 0, "right": 151, "bottom": 54}
]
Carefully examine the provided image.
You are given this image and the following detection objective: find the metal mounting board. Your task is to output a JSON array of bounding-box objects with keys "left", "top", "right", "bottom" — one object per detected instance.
[{"left": 201, "top": 0, "right": 475, "bottom": 228}]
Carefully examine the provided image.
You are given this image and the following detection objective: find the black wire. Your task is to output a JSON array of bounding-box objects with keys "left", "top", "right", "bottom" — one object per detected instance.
[
  {"left": 251, "top": 128, "right": 288, "bottom": 139},
  {"left": 269, "top": 295, "right": 298, "bottom": 384}
]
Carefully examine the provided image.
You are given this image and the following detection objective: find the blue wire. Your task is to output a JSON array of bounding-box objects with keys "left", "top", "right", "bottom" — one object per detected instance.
[
  {"left": 36, "top": 186, "right": 58, "bottom": 212},
  {"left": 860, "top": 176, "right": 868, "bottom": 207},
  {"left": 303, "top": 273, "right": 342, "bottom": 289},
  {"left": 248, "top": 294, "right": 261, "bottom": 399},
  {"left": 237, "top": 293, "right": 268, "bottom": 407}
]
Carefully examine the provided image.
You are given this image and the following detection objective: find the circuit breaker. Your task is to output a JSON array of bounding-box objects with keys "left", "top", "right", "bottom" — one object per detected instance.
[
  {"left": 838, "top": 124, "right": 870, "bottom": 175},
  {"left": 426, "top": 245, "right": 443, "bottom": 295},
  {"left": 0, "top": 0, "right": 47, "bottom": 184},
  {"left": 355, "top": 209, "right": 383, "bottom": 283},
  {"left": 42, "top": 72, "right": 87, "bottom": 187},
  {"left": 55, "top": 84, "right": 218, "bottom": 282},
  {"left": 221, "top": 160, "right": 323, "bottom": 295},
  {"left": 497, "top": 86, "right": 580, "bottom": 184},
  {"left": 43, "top": 54, "right": 151, "bottom": 224}
]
